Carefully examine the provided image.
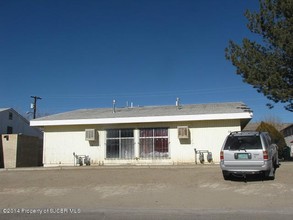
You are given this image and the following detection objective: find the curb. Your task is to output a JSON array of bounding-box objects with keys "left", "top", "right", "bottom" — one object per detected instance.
[{"left": 0, "top": 164, "right": 219, "bottom": 172}]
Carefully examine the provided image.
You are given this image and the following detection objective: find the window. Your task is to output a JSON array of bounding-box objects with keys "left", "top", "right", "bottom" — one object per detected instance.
[
  {"left": 224, "top": 135, "right": 262, "bottom": 150},
  {"left": 7, "top": 126, "right": 13, "bottom": 134},
  {"left": 139, "top": 128, "right": 169, "bottom": 159},
  {"left": 106, "top": 129, "right": 134, "bottom": 159},
  {"left": 9, "top": 112, "right": 13, "bottom": 120}
]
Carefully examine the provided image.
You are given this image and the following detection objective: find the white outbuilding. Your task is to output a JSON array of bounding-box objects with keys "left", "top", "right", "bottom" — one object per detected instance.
[{"left": 30, "top": 102, "right": 253, "bottom": 167}]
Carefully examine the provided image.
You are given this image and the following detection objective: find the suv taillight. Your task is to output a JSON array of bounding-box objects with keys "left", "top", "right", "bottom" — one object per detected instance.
[
  {"left": 263, "top": 150, "right": 268, "bottom": 160},
  {"left": 220, "top": 151, "right": 224, "bottom": 160}
]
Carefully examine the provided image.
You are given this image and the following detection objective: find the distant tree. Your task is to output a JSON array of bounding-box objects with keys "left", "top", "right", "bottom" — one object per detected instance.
[
  {"left": 225, "top": 0, "right": 293, "bottom": 111},
  {"left": 256, "top": 121, "right": 286, "bottom": 156},
  {"left": 260, "top": 115, "right": 283, "bottom": 130}
]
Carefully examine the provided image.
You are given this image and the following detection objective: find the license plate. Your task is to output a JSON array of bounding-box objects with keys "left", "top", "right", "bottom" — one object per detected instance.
[{"left": 237, "top": 153, "right": 249, "bottom": 159}]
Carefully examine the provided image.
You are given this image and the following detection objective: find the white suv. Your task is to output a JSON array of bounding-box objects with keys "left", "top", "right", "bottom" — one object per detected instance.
[{"left": 220, "top": 131, "right": 279, "bottom": 180}]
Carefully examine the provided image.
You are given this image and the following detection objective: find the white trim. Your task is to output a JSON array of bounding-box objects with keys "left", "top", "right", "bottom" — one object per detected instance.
[{"left": 30, "top": 112, "right": 252, "bottom": 127}]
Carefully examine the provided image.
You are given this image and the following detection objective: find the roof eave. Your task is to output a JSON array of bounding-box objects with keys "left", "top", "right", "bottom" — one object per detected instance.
[{"left": 30, "top": 112, "right": 253, "bottom": 127}]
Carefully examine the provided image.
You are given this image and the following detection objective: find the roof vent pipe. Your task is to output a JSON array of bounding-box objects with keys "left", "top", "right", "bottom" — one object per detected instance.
[
  {"left": 176, "top": 97, "right": 181, "bottom": 109},
  {"left": 113, "top": 100, "right": 116, "bottom": 113}
]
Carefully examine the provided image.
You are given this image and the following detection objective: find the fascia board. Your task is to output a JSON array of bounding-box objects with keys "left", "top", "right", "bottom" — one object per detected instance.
[{"left": 30, "top": 112, "right": 252, "bottom": 127}]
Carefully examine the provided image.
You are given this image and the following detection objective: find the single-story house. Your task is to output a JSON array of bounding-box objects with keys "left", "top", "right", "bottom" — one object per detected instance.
[
  {"left": 281, "top": 123, "right": 293, "bottom": 147},
  {"left": 30, "top": 102, "right": 253, "bottom": 167},
  {"left": 281, "top": 124, "right": 293, "bottom": 159}
]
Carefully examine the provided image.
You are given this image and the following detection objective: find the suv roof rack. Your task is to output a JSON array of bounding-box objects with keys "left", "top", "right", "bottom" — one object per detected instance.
[{"left": 229, "top": 131, "right": 262, "bottom": 136}]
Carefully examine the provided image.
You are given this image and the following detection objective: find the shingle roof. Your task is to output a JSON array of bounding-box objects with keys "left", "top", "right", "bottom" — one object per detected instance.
[{"left": 31, "top": 102, "right": 252, "bottom": 127}]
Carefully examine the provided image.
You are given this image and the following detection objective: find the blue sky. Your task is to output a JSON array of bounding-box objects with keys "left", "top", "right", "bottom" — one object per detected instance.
[{"left": 0, "top": 0, "right": 292, "bottom": 122}]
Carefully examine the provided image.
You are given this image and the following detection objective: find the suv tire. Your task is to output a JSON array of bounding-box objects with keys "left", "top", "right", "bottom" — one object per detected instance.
[
  {"left": 222, "top": 171, "right": 231, "bottom": 181},
  {"left": 264, "top": 164, "right": 275, "bottom": 180}
]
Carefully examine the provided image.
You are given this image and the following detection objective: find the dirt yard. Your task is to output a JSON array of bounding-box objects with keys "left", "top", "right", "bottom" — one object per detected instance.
[{"left": 0, "top": 163, "right": 293, "bottom": 215}]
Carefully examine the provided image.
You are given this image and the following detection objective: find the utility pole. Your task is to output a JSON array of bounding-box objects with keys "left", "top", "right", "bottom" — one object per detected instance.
[{"left": 30, "top": 96, "right": 42, "bottom": 119}]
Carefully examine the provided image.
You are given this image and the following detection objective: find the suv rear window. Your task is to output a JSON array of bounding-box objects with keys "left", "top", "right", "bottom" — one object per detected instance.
[{"left": 224, "top": 135, "right": 262, "bottom": 150}]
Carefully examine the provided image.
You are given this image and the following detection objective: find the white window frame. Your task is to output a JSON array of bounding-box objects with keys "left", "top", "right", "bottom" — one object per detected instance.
[{"left": 106, "top": 129, "right": 135, "bottom": 159}]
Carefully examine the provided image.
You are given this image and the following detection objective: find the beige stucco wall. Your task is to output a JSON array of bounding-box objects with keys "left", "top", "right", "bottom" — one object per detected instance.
[
  {"left": 42, "top": 119, "right": 241, "bottom": 167},
  {"left": 1, "top": 134, "right": 43, "bottom": 168},
  {"left": 2, "top": 134, "right": 18, "bottom": 168},
  {"left": 170, "top": 120, "right": 239, "bottom": 164}
]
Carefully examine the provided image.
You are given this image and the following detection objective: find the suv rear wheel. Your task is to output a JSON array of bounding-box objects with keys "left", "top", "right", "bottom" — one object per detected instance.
[
  {"left": 222, "top": 171, "right": 231, "bottom": 180},
  {"left": 264, "top": 161, "right": 276, "bottom": 180}
]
